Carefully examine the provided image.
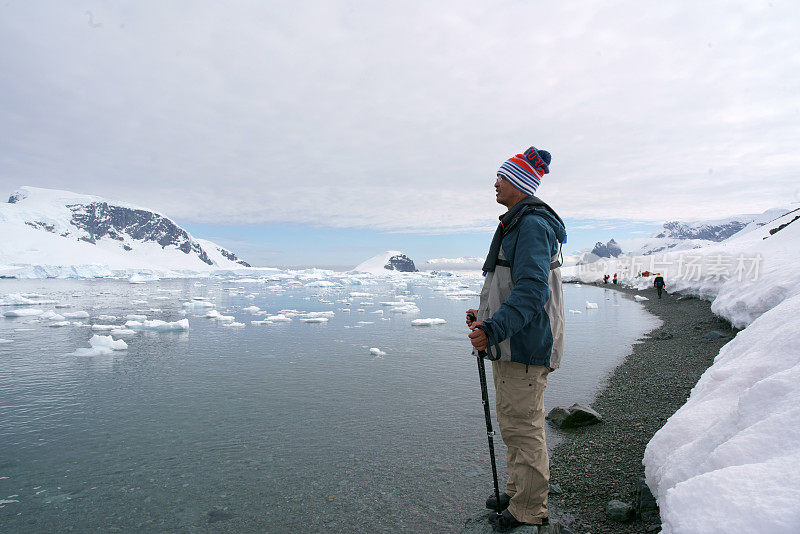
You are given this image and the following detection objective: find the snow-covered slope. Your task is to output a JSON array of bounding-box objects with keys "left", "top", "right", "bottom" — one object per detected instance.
[
  {"left": 352, "top": 251, "right": 418, "bottom": 274},
  {"left": 636, "top": 208, "right": 789, "bottom": 256},
  {"left": 564, "top": 207, "right": 800, "bottom": 533},
  {"left": 644, "top": 293, "right": 800, "bottom": 533},
  {"left": 0, "top": 187, "right": 249, "bottom": 276}
]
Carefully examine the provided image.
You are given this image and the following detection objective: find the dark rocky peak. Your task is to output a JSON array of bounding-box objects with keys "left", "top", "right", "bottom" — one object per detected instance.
[
  {"left": 592, "top": 239, "right": 622, "bottom": 258},
  {"left": 385, "top": 254, "right": 418, "bottom": 272},
  {"left": 218, "top": 246, "right": 251, "bottom": 267},
  {"left": 68, "top": 202, "right": 214, "bottom": 265},
  {"left": 8, "top": 190, "right": 27, "bottom": 203}
]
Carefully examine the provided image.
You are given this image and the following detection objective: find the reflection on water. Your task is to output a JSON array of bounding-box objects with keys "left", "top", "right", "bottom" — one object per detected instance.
[{"left": 0, "top": 276, "right": 658, "bottom": 532}]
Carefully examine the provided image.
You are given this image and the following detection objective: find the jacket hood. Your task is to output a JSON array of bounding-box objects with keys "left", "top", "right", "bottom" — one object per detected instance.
[{"left": 517, "top": 196, "right": 567, "bottom": 244}]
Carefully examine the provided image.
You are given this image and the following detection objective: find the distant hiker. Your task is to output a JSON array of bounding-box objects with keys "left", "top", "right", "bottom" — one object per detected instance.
[
  {"left": 603, "top": 274, "right": 610, "bottom": 284},
  {"left": 613, "top": 273, "right": 618, "bottom": 284},
  {"left": 467, "top": 146, "right": 566, "bottom": 531},
  {"left": 654, "top": 273, "right": 666, "bottom": 299}
]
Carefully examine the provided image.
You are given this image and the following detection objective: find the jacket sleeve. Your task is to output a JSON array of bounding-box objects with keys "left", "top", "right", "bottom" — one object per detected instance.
[{"left": 482, "top": 216, "right": 555, "bottom": 342}]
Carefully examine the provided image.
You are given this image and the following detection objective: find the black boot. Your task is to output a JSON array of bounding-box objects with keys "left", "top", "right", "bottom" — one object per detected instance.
[
  {"left": 489, "top": 509, "right": 548, "bottom": 532},
  {"left": 485, "top": 492, "right": 511, "bottom": 511}
]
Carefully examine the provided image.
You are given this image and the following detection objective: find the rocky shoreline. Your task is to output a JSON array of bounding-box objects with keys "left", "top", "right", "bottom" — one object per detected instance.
[{"left": 546, "top": 283, "right": 738, "bottom": 533}]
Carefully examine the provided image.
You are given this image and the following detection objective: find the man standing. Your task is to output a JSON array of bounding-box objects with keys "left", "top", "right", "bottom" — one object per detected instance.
[
  {"left": 467, "top": 146, "right": 566, "bottom": 531},
  {"left": 653, "top": 273, "right": 666, "bottom": 299}
]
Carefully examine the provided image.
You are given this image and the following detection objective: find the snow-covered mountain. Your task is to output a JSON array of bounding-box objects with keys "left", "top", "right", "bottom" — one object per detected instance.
[
  {"left": 0, "top": 186, "right": 250, "bottom": 275},
  {"left": 637, "top": 208, "right": 789, "bottom": 255},
  {"left": 352, "top": 251, "right": 418, "bottom": 274}
]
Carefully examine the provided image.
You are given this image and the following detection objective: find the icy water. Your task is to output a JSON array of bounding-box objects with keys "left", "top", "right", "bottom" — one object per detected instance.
[{"left": 0, "top": 274, "right": 658, "bottom": 532}]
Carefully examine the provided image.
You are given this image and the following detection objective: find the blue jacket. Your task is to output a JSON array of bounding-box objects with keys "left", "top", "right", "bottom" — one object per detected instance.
[{"left": 477, "top": 202, "right": 567, "bottom": 367}]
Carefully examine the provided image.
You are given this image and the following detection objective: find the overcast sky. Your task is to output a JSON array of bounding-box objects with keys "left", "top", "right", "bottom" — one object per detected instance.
[{"left": 1, "top": 1, "right": 798, "bottom": 265}]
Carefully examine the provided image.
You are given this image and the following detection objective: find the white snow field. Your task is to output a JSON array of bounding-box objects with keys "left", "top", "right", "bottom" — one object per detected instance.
[{"left": 565, "top": 209, "right": 800, "bottom": 533}]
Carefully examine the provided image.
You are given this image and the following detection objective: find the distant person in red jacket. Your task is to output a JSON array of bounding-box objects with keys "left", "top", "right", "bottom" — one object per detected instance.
[
  {"left": 654, "top": 274, "right": 666, "bottom": 299},
  {"left": 612, "top": 273, "right": 618, "bottom": 285},
  {"left": 603, "top": 274, "right": 610, "bottom": 284}
]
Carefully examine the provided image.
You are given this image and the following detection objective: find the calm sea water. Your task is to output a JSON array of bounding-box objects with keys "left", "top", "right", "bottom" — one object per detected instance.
[{"left": 0, "top": 274, "right": 659, "bottom": 532}]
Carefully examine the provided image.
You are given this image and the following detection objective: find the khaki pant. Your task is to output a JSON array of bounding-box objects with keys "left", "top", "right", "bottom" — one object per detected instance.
[{"left": 492, "top": 360, "right": 549, "bottom": 524}]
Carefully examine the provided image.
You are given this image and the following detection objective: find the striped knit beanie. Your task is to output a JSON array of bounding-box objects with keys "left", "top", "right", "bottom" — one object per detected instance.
[{"left": 497, "top": 146, "right": 551, "bottom": 196}]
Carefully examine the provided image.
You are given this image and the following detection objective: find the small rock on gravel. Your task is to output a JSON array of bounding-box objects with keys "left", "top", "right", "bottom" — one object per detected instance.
[
  {"left": 605, "top": 500, "right": 634, "bottom": 522},
  {"left": 547, "top": 404, "right": 602, "bottom": 429}
]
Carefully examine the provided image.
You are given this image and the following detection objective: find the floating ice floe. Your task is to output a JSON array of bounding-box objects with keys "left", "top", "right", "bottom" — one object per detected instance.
[
  {"left": 371, "top": 309, "right": 384, "bottom": 315},
  {"left": 203, "top": 310, "right": 221, "bottom": 318},
  {"left": 130, "top": 299, "right": 148, "bottom": 305},
  {"left": 568, "top": 309, "right": 583, "bottom": 314},
  {"left": 110, "top": 328, "right": 136, "bottom": 336},
  {"left": 411, "top": 318, "right": 447, "bottom": 326},
  {"left": 634, "top": 295, "right": 649, "bottom": 302},
  {"left": 73, "top": 334, "right": 128, "bottom": 356},
  {"left": 216, "top": 315, "right": 235, "bottom": 323},
  {"left": 129, "top": 273, "right": 159, "bottom": 284},
  {"left": 49, "top": 321, "right": 71, "bottom": 327},
  {"left": 301, "top": 317, "right": 329, "bottom": 323},
  {"left": 369, "top": 347, "right": 387, "bottom": 357},
  {"left": 40, "top": 311, "right": 66, "bottom": 321},
  {"left": 585, "top": 302, "right": 599, "bottom": 309},
  {"left": 250, "top": 320, "right": 274, "bottom": 326},
  {"left": 306, "top": 280, "right": 339, "bottom": 287},
  {"left": 124, "top": 318, "right": 189, "bottom": 332},
  {"left": 0, "top": 293, "right": 58, "bottom": 306},
  {"left": 357, "top": 321, "right": 374, "bottom": 325},
  {"left": 63, "top": 311, "right": 90, "bottom": 319},
  {"left": 0, "top": 338, "right": 12, "bottom": 344},
  {"left": 298, "top": 311, "right": 335, "bottom": 319},
  {"left": 389, "top": 303, "right": 419, "bottom": 314},
  {"left": 91, "top": 324, "right": 117, "bottom": 331},
  {"left": 222, "top": 321, "right": 245, "bottom": 327},
  {"left": 3, "top": 308, "right": 43, "bottom": 317},
  {"left": 125, "top": 314, "right": 147, "bottom": 321},
  {"left": 243, "top": 306, "right": 261, "bottom": 313},
  {"left": 97, "top": 315, "right": 117, "bottom": 321},
  {"left": 183, "top": 300, "right": 214, "bottom": 309},
  {"left": 265, "top": 314, "right": 292, "bottom": 322}
]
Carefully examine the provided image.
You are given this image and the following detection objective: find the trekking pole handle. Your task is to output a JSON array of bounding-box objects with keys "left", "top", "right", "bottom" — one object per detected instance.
[{"left": 467, "top": 312, "right": 488, "bottom": 358}]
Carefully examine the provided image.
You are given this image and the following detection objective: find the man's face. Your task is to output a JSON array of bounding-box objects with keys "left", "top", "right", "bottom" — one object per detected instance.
[{"left": 495, "top": 174, "right": 522, "bottom": 207}]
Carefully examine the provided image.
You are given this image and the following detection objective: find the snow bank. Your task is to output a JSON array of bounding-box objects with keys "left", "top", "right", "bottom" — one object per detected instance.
[
  {"left": 644, "top": 293, "right": 800, "bottom": 533},
  {"left": 74, "top": 334, "right": 128, "bottom": 356}
]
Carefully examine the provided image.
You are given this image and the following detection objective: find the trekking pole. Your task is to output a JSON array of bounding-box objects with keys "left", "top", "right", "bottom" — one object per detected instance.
[
  {"left": 469, "top": 312, "right": 502, "bottom": 515},
  {"left": 477, "top": 349, "right": 503, "bottom": 515}
]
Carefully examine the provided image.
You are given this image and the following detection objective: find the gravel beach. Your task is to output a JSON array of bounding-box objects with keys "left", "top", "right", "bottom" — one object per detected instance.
[{"left": 548, "top": 283, "right": 738, "bottom": 533}]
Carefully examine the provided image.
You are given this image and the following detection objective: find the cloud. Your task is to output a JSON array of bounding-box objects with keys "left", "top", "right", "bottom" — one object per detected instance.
[{"left": 1, "top": 1, "right": 798, "bottom": 231}]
